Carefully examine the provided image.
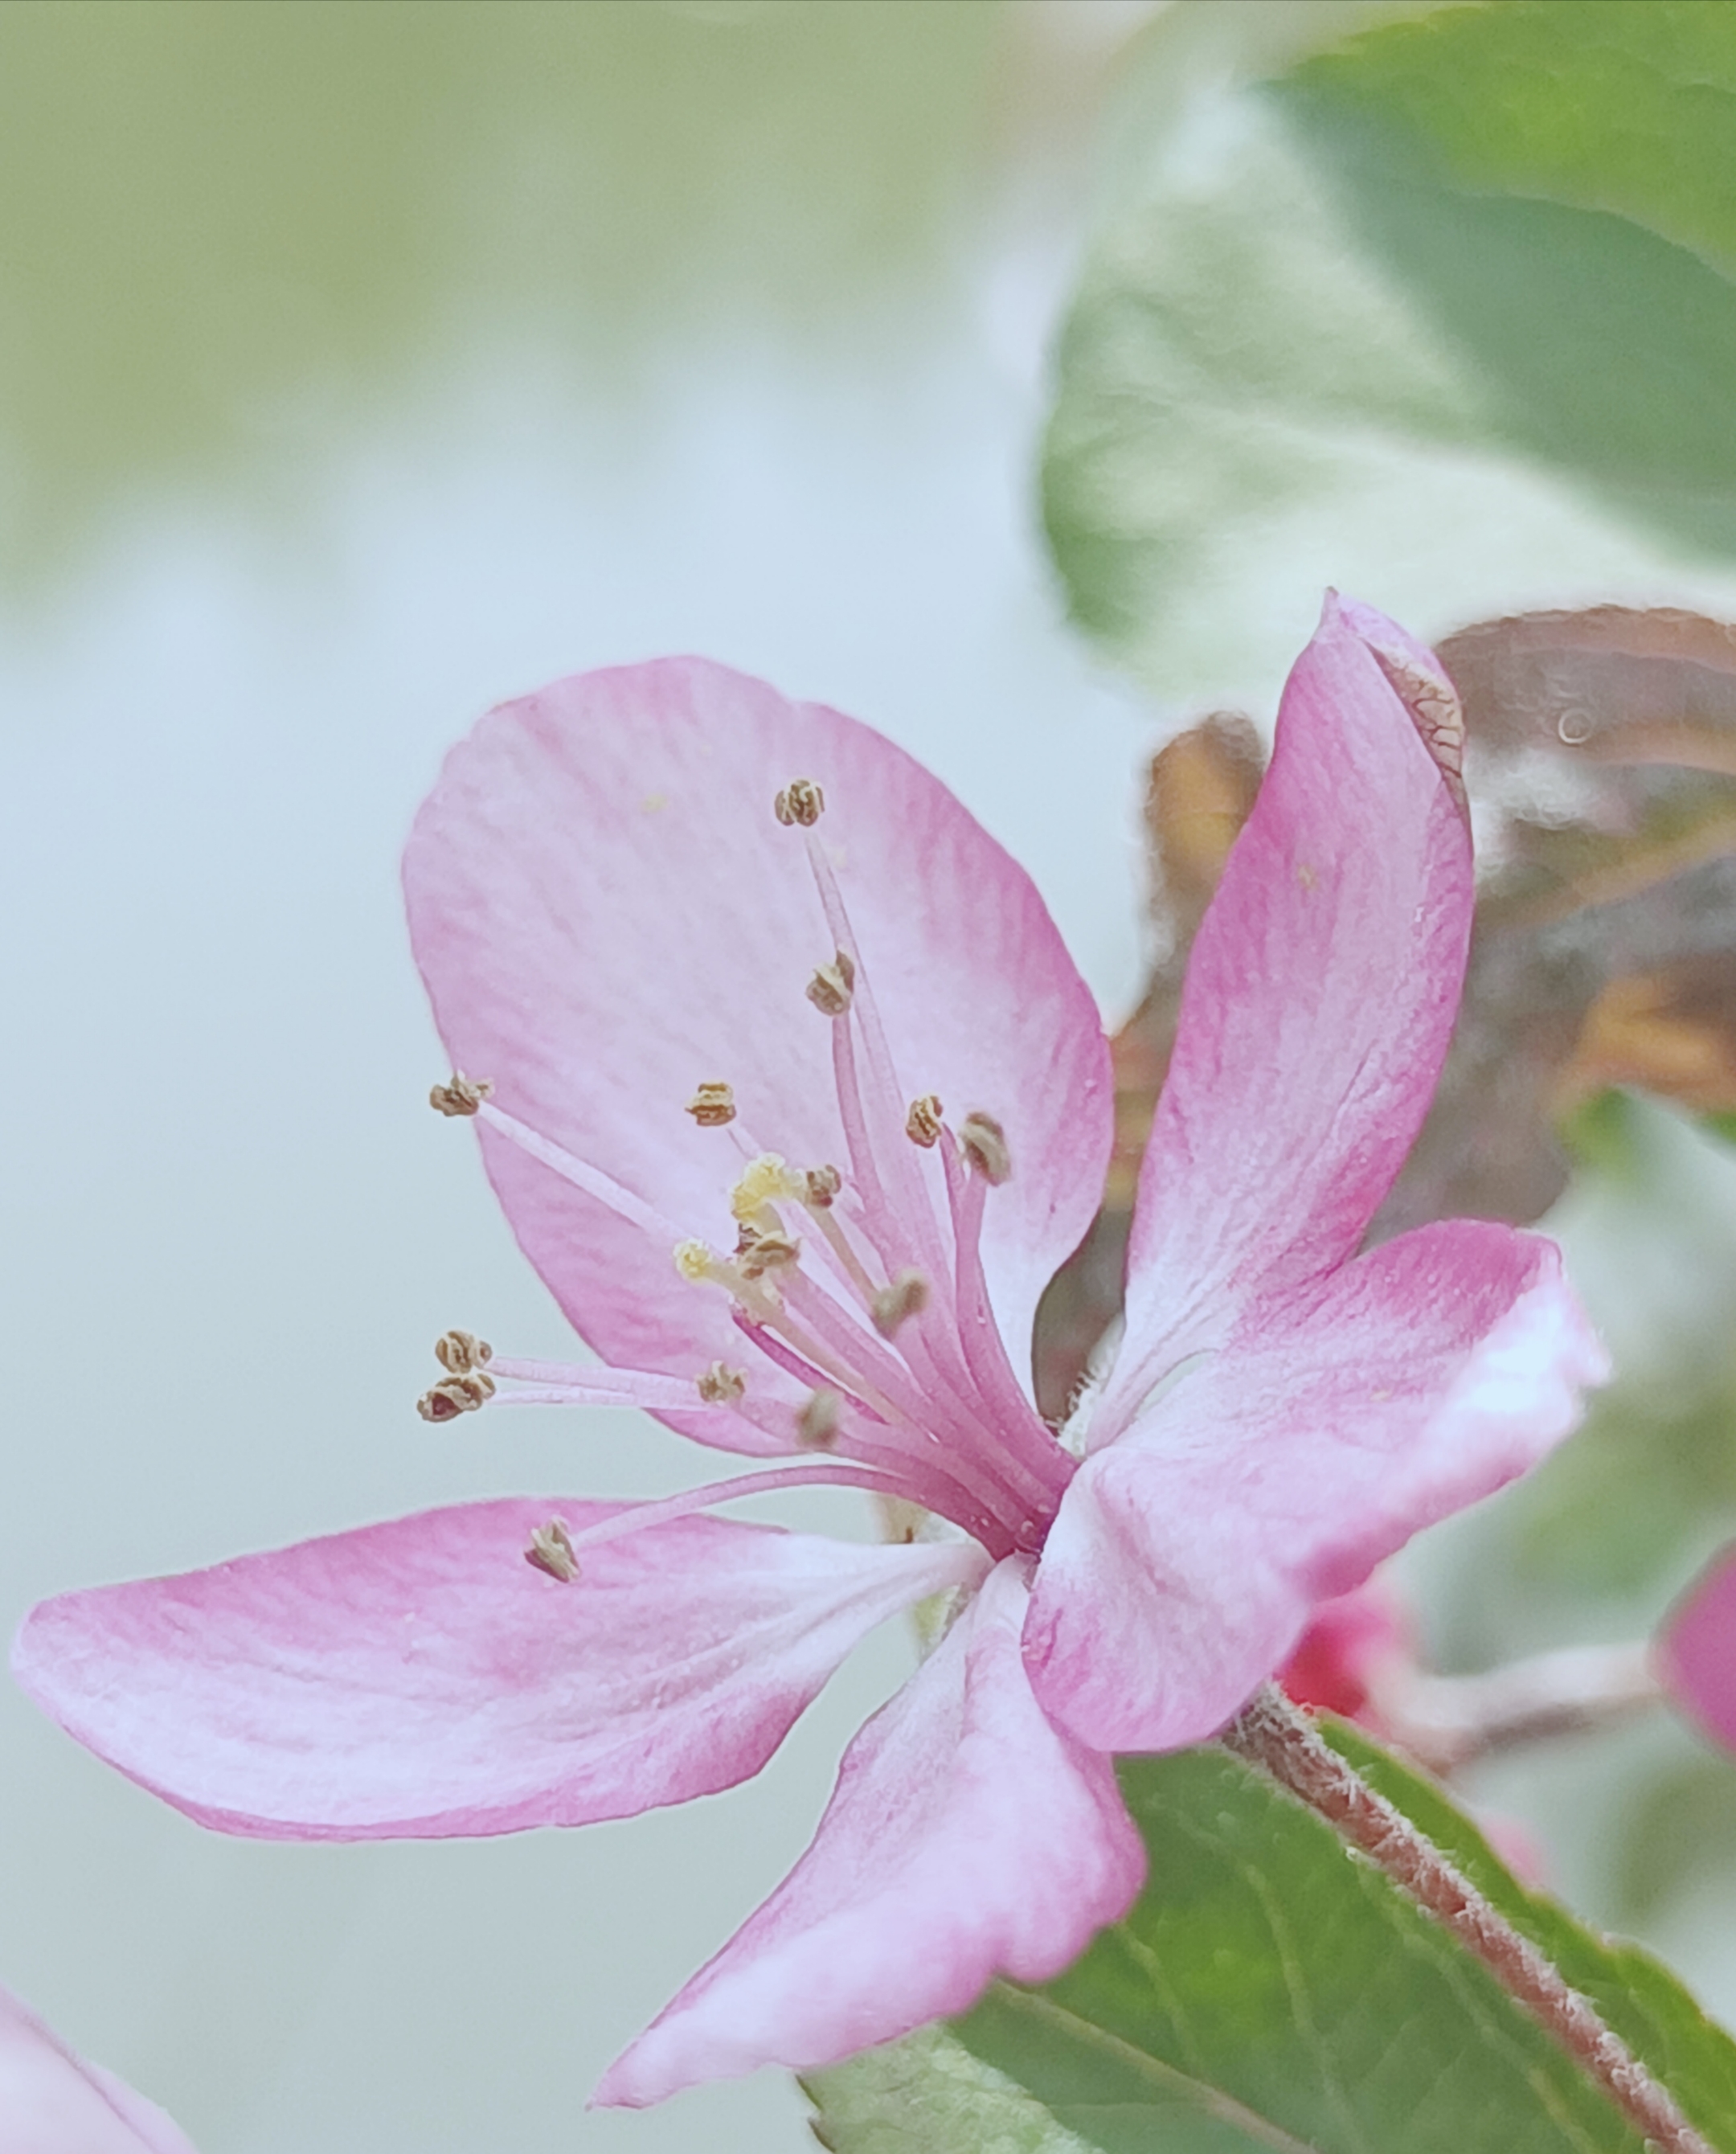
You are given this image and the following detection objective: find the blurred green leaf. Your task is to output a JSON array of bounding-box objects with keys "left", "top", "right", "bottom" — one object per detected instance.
[
  {"left": 809, "top": 1736, "right": 1736, "bottom": 2152},
  {"left": 1295, "top": 2, "right": 1736, "bottom": 276},
  {"left": 1044, "top": 1, "right": 1736, "bottom": 693},
  {"left": 1613, "top": 1752, "right": 1736, "bottom": 1924}
]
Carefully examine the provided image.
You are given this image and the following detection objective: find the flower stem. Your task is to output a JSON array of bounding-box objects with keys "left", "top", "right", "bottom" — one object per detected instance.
[{"left": 1221, "top": 1685, "right": 1713, "bottom": 2154}]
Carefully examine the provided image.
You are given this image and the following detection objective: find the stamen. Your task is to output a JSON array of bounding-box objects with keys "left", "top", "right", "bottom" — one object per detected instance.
[
  {"left": 675, "top": 1239, "right": 715, "bottom": 1282},
  {"left": 796, "top": 1389, "right": 842, "bottom": 1450},
  {"left": 430, "top": 1072, "right": 492, "bottom": 1117},
  {"left": 697, "top": 1361, "right": 747, "bottom": 1404},
  {"left": 686, "top": 1082, "right": 738, "bottom": 1128},
  {"left": 478, "top": 1102, "right": 690, "bottom": 1245},
  {"left": 806, "top": 1200, "right": 882, "bottom": 1307},
  {"left": 435, "top": 1329, "right": 492, "bottom": 1375},
  {"left": 417, "top": 1372, "right": 496, "bottom": 1422},
  {"left": 806, "top": 950, "right": 856, "bottom": 1018},
  {"left": 959, "top": 1111, "right": 1012, "bottom": 1185},
  {"left": 774, "top": 777, "right": 825, "bottom": 827},
  {"left": 736, "top": 1226, "right": 801, "bottom": 1280},
  {"left": 524, "top": 1519, "right": 580, "bottom": 1583},
  {"left": 906, "top": 1094, "right": 944, "bottom": 1148},
  {"left": 730, "top": 1153, "right": 807, "bottom": 1222},
  {"left": 936, "top": 1128, "right": 1074, "bottom": 1504},
  {"left": 556, "top": 1458, "right": 912, "bottom": 1562},
  {"left": 804, "top": 1163, "right": 842, "bottom": 1208},
  {"left": 870, "top": 1267, "right": 930, "bottom": 1338}
]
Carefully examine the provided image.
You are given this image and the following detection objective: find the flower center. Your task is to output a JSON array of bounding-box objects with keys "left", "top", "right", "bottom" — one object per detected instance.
[{"left": 422, "top": 777, "right": 1075, "bottom": 1566}]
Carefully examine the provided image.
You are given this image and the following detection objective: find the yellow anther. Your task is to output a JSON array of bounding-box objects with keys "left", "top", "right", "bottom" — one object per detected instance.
[
  {"left": 960, "top": 1111, "right": 1011, "bottom": 1185},
  {"left": 417, "top": 1372, "right": 496, "bottom": 1423},
  {"left": 804, "top": 1163, "right": 842, "bottom": 1209},
  {"left": 674, "top": 1239, "right": 716, "bottom": 1282},
  {"left": 796, "top": 1388, "right": 842, "bottom": 1450},
  {"left": 806, "top": 950, "right": 856, "bottom": 1018},
  {"left": 730, "top": 1153, "right": 806, "bottom": 1222},
  {"left": 738, "top": 1227, "right": 800, "bottom": 1280},
  {"left": 686, "top": 1081, "right": 737, "bottom": 1128},
  {"left": 434, "top": 1329, "right": 492, "bottom": 1376},
  {"left": 906, "top": 1094, "right": 944, "bottom": 1148},
  {"left": 697, "top": 1362, "right": 747, "bottom": 1404},
  {"left": 870, "top": 1268, "right": 930, "bottom": 1338},
  {"left": 774, "top": 778, "right": 825, "bottom": 828},
  {"left": 524, "top": 1518, "right": 579, "bottom": 1584},
  {"left": 430, "top": 1072, "right": 492, "bottom": 1118}
]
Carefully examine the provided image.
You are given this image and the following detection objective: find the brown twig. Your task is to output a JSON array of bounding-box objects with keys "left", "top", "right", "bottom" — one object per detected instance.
[
  {"left": 1222, "top": 1685, "right": 1714, "bottom": 2154},
  {"left": 1377, "top": 1640, "right": 1662, "bottom": 1777}
]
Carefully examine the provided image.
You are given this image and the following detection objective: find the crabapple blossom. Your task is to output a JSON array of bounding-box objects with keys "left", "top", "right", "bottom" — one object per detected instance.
[{"left": 14, "top": 596, "right": 1604, "bottom": 2104}]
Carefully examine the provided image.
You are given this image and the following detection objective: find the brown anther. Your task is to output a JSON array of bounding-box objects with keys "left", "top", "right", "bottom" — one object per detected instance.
[
  {"left": 416, "top": 1371, "right": 497, "bottom": 1423},
  {"left": 905, "top": 1094, "right": 944, "bottom": 1148},
  {"left": 524, "top": 1518, "right": 579, "bottom": 1584},
  {"left": 686, "top": 1081, "right": 737, "bottom": 1128},
  {"left": 774, "top": 777, "right": 825, "bottom": 827},
  {"left": 805, "top": 949, "right": 855, "bottom": 1018},
  {"left": 796, "top": 1387, "right": 842, "bottom": 1450},
  {"left": 697, "top": 1361, "right": 747, "bottom": 1404},
  {"left": 737, "top": 1227, "right": 800, "bottom": 1280},
  {"left": 804, "top": 1163, "right": 842, "bottom": 1208},
  {"left": 429, "top": 1072, "right": 492, "bottom": 1117},
  {"left": 434, "top": 1329, "right": 493, "bottom": 1376},
  {"left": 870, "top": 1267, "right": 930, "bottom": 1338},
  {"left": 960, "top": 1111, "right": 1011, "bottom": 1185}
]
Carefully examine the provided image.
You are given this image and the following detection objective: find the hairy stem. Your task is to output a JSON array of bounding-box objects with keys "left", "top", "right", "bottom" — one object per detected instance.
[{"left": 1222, "top": 1685, "right": 1713, "bottom": 2154}]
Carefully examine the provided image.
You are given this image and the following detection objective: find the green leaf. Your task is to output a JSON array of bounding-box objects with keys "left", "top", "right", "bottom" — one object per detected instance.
[
  {"left": 1043, "top": 1, "right": 1736, "bottom": 699},
  {"left": 1292, "top": 2, "right": 1736, "bottom": 277},
  {"left": 808, "top": 1736, "right": 1736, "bottom": 2153}
]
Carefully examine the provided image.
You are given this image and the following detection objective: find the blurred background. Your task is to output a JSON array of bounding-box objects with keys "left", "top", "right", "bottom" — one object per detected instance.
[{"left": 7, "top": 3, "right": 1736, "bottom": 2148}]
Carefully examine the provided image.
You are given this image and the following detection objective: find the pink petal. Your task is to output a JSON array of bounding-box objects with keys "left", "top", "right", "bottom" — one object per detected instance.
[
  {"left": 12, "top": 1499, "right": 985, "bottom": 1840},
  {"left": 1099, "top": 595, "right": 1472, "bottom": 1441},
  {"left": 1028, "top": 1222, "right": 1605, "bottom": 1754},
  {"left": 0, "top": 1986, "right": 196, "bottom": 2154},
  {"left": 595, "top": 1558, "right": 1144, "bottom": 2107},
  {"left": 403, "top": 660, "right": 1111, "bottom": 1423},
  {"left": 1660, "top": 1543, "right": 1736, "bottom": 1753}
]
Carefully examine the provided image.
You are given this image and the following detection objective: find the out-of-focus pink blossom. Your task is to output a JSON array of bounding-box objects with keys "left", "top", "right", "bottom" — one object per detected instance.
[
  {"left": 15, "top": 597, "right": 1604, "bottom": 2104},
  {"left": 0, "top": 1985, "right": 195, "bottom": 2154},
  {"left": 1280, "top": 1575, "right": 1414, "bottom": 1729},
  {"left": 1660, "top": 1542, "right": 1736, "bottom": 1753}
]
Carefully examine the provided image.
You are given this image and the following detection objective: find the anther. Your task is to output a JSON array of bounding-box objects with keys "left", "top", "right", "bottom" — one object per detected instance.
[
  {"left": 429, "top": 1072, "right": 492, "bottom": 1117},
  {"left": 434, "top": 1329, "right": 492, "bottom": 1376},
  {"left": 731, "top": 1153, "right": 805, "bottom": 1222},
  {"left": 697, "top": 1362, "right": 747, "bottom": 1404},
  {"left": 417, "top": 1371, "right": 496, "bottom": 1423},
  {"left": 686, "top": 1081, "right": 737, "bottom": 1128},
  {"left": 737, "top": 1227, "right": 800, "bottom": 1280},
  {"left": 796, "top": 1388, "right": 842, "bottom": 1450},
  {"left": 804, "top": 1163, "right": 842, "bottom": 1208},
  {"left": 774, "top": 778, "right": 825, "bottom": 828},
  {"left": 674, "top": 1239, "right": 716, "bottom": 1282},
  {"left": 959, "top": 1111, "right": 1011, "bottom": 1185},
  {"left": 805, "top": 950, "right": 855, "bottom": 1018},
  {"left": 905, "top": 1094, "right": 944, "bottom": 1148},
  {"left": 524, "top": 1518, "right": 579, "bottom": 1584},
  {"left": 870, "top": 1268, "right": 930, "bottom": 1338}
]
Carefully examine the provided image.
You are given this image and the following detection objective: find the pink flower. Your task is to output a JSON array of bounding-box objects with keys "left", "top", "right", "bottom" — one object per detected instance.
[
  {"left": 14, "top": 596, "right": 1604, "bottom": 2105},
  {"left": 0, "top": 1984, "right": 195, "bottom": 2153},
  {"left": 1660, "top": 1542, "right": 1736, "bottom": 1753},
  {"left": 1279, "top": 1574, "right": 1414, "bottom": 1729}
]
